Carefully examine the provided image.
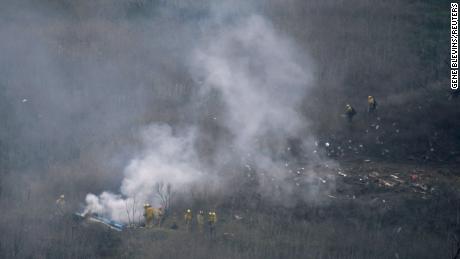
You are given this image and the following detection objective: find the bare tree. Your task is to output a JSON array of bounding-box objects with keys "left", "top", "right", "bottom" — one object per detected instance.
[
  {"left": 124, "top": 195, "right": 138, "bottom": 227},
  {"left": 154, "top": 182, "right": 173, "bottom": 213}
]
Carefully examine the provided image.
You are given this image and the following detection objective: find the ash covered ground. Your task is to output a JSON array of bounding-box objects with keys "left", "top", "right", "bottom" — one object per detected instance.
[{"left": 0, "top": 0, "right": 459, "bottom": 258}]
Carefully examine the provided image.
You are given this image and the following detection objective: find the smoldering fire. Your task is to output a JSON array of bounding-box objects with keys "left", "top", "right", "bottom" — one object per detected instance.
[{"left": 84, "top": 12, "right": 335, "bottom": 223}]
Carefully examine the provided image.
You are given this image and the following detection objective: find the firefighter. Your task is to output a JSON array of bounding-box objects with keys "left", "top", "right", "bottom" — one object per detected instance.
[
  {"left": 184, "top": 209, "right": 193, "bottom": 231},
  {"left": 368, "top": 96, "right": 377, "bottom": 113},
  {"left": 208, "top": 211, "right": 217, "bottom": 238},
  {"left": 156, "top": 207, "right": 164, "bottom": 227},
  {"left": 345, "top": 104, "right": 356, "bottom": 122},
  {"left": 143, "top": 204, "right": 155, "bottom": 228},
  {"left": 196, "top": 210, "right": 205, "bottom": 233},
  {"left": 56, "top": 194, "right": 66, "bottom": 215}
]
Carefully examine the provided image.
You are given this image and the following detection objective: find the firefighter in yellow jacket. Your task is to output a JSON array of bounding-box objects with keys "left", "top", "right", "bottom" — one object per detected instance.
[
  {"left": 368, "top": 96, "right": 377, "bottom": 113},
  {"left": 345, "top": 104, "right": 356, "bottom": 123},
  {"left": 184, "top": 209, "right": 193, "bottom": 231},
  {"left": 143, "top": 204, "right": 155, "bottom": 228},
  {"left": 208, "top": 211, "right": 217, "bottom": 237},
  {"left": 196, "top": 210, "right": 205, "bottom": 233}
]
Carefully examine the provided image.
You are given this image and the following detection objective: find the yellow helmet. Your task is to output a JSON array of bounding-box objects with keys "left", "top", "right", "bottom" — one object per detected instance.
[{"left": 368, "top": 96, "right": 373, "bottom": 99}]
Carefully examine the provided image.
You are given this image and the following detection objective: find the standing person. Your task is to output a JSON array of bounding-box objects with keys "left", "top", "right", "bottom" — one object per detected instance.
[
  {"left": 367, "top": 96, "right": 377, "bottom": 113},
  {"left": 208, "top": 211, "right": 217, "bottom": 238},
  {"left": 345, "top": 104, "right": 357, "bottom": 123},
  {"left": 56, "top": 194, "right": 66, "bottom": 216},
  {"left": 184, "top": 209, "right": 193, "bottom": 231},
  {"left": 196, "top": 210, "right": 205, "bottom": 233},
  {"left": 143, "top": 204, "right": 155, "bottom": 228}
]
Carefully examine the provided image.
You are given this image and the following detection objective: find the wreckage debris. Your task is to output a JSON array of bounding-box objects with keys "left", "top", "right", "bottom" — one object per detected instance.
[
  {"left": 369, "top": 171, "right": 380, "bottom": 178},
  {"left": 337, "top": 171, "right": 347, "bottom": 177},
  {"left": 74, "top": 212, "right": 125, "bottom": 232},
  {"left": 234, "top": 215, "right": 243, "bottom": 220}
]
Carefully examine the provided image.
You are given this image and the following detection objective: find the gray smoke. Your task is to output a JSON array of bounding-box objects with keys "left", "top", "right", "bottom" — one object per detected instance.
[
  {"left": 85, "top": 6, "right": 335, "bottom": 222},
  {"left": 193, "top": 13, "right": 332, "bottom": 202}
]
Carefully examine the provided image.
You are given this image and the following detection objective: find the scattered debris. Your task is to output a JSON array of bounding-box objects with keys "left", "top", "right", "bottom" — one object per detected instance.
[
  {"left": 411, "top": 183, "right": 429, "bottom": 192},
  {"left": 337, "top": 171, "right": 347, "bottom": 177},
  {"left": 74, "top": 212, "right": 125, "bottom": 231},
  {"left": 378, "top": 179, "right": 397, "bottom": 188},
  {"left": 369, "top": 171, "right": 380, "bottom": 178}
]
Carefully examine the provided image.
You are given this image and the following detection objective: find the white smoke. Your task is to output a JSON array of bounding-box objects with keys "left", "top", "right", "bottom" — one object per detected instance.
[
  {"left": 85, "top": 124, "right": 207, "bottom": 222},
  {"left": 84, "top": 12, "right": 334, "bottom": 222}
]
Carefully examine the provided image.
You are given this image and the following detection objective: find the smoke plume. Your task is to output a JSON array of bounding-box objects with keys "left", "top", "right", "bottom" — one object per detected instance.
[{"left": 84, "top": 4, "right": 334, "bottom": 222}]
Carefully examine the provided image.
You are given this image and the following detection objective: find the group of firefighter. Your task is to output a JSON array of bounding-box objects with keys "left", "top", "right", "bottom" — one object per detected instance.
[
  {"left": 56, "top": 195, "right": 218, "bottom": 236},
  {"left": 344, "top": 95, "right": 377, "bottom": 123},
  {"left": 143, "top": 204, "right": 218, "bottom": 236},
  {"left": 54, "top": 96, "right": 376, "bottom": 233}
]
